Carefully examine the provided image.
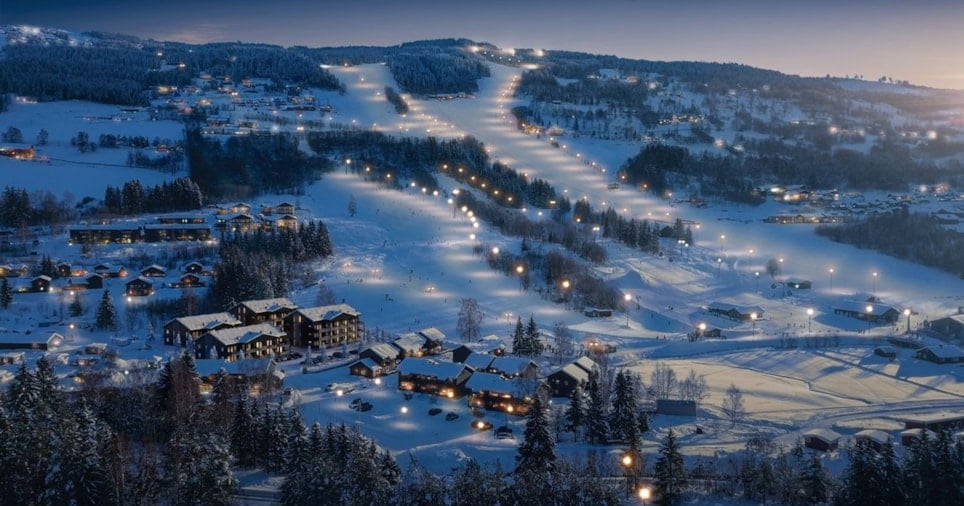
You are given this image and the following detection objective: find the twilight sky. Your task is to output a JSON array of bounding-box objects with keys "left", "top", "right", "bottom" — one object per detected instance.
[{"left": 5, "top": 0, "right": 964, "bottom": 89}]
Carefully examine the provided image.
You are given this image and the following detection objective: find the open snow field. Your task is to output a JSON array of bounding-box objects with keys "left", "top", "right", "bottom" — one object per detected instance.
[{"left": 1, "top": 61, "right": 962, "bottom": 474}]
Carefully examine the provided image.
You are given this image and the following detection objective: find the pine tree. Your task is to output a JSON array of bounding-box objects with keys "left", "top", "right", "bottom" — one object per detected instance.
[
  {"left": 564, "top": 384, "right": 586, "bottom": 439},
  {"left": 449, "top": 459, "right": 504, "bottom": 506},
  {"left": 524, "top": 315, "right": 543, "bottom": 356},
  {"left": 609, "top": 370, "right": 639, "bottom": 445},
  {"left": 515, "top": 395, "right": 556, "bottom": 474},
  {"left": 511, "top": 317, "right": 525, "bottom": 355},
  {"left": 69, "top": 294, "right": 83, "bottom": 317},
  {"left": 585, "top": 373, "right": 609, "bottom": 444},
  {"left": 654, "top": 429, "right": 686, "bottom": 505},
  {"left": 95, "top": 288, "right": 117, "bottom": 330},
  {"left": 798, "top": 452, "right": 828, "bottom": 504},
  {"left": 0, "top": 277, "right": 12, "bottom": 309}
]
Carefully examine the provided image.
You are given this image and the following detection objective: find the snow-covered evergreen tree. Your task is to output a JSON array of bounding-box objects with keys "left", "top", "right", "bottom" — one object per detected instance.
[
  {"left": 654, "top": 429, "right": 686, "bottom": 505},
  {"left": 95, "top": 288, "right": 118, "bottom": 330},
  {"left": 564, "top": 384, "right": 586, "bottom": 439},
  {"left": 0, "top": 277, "right": 12, "bottom": 309},
  {"left": 609, "top": 370, "right": 639, "bottom": 445},
  {"left": 516, "top": 395, "right": 556, "bottom": 474},
  {"left": 584, "top": 373, "right": 609, "bottom": 444}
]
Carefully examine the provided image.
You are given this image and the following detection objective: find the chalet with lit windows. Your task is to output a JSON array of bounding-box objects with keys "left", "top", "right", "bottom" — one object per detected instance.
[
  {"left": 195, "top": 323, "right": 287, "bottom": 362},
  {"left": 547, "top": 356, "right": 598, "bottom": 398},
  {"left": 465, "top": 372, "right": 547, "bottom": 415},
  {"left": 156, "top": 215, "right": 207, "bottom": 225},
  {"left": 281, "top": 304, "right": 362, "bottom": 348},
  {"left": 69, "top": 224, "right": 140, "bottom": 245},
  {"left": 31, "top": 275, "right": 52, "bottom": 293},
  {"left": 261, "top": 202, "right": 296, "bottom": 215},
  {"left": 216, "top": 213, "right": 256, "bottom": 233},
  {"left": 391, "top": 327, "right": 446, "bottom": 359},
  {"left": 219, "top": 203, "right": 252, "bottom": 215},
  {"left": 56, "top": 262, "right": 83, "bottom": 278},
  {"left": 0, "top": 146, "right": 36, "bottom": 160},
  {"left": 169, "top": 273, "right": 205, "bottom": 289},
  {"left": 163, "top": 312, "right": 242, "bottom": 347},
  {"left": 183, "top": 261, "right": 213, "bottom": 276},
  {"left": 140, "top": 264, "right": 167, "bottom": 277},
  {"left": 832, "top": 300, "right": 899, "bottom": 323},
  {"left": 66, "top": 273, "right": 104, "bottom": 291},
  {"left": 195, "top": 357, "right": 284, "bottom": 393},
  {"left": 125, "top": 276, "right": 154, "bottom": 297},
  {"left": 0, "top": 264, "right": 27, "bottom": 278},
  {"left": 397, "top": 357, "right": 472, "bottom": 398},
  {"left": 142, "top": 223, "right": 212, "bottom": 242},
  {"left": 93, "top": 264, "right": 128, "bottom": 279},
  {"left": 0, "top": 332, "right": 63, "bottom": 351},
  {"left": 0, "top": 352, "right": 25, "bottom": 365},
  {"left": 229, "top": 297, "right": 297, "bottom": 327},
  {"left": 707, "top": 302, "right": 765, "bottom": 321},
  {"left": 349, "top": 358, "right": 384, "bottom": 378},
  {"left": 260, "top": 214, "right": 299, "bottom": 230},
  {"left": 359, "top": 343, "right": 401, "bottom": 367},
  {"left": 487, "top": 355, "right": 540, "bottom": 379}
]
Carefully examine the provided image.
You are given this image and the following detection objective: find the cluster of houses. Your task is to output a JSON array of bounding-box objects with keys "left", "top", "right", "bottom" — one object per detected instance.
[
  {"left": 66, "top": 202, "right": 300, "bottom": 245},
  {"left": 163, "top": 297, "right": 363, "bottom": 362},
  {"left": 801, "top": 412, "right": 964, "bottom": 453},
  {"left": 7, "top": 261, "right": 213, "bottom": 297}
]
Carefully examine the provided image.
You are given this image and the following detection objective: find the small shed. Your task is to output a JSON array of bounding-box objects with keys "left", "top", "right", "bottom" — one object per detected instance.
[
  {"left": 349, "top": 358, "right": 384, "bottom": 378},
  {"left": 656, "top": 399, "right": 697, "bottom": 417},
  {"left": 126, "top": 276, "right": 154, "bottom": 297}
]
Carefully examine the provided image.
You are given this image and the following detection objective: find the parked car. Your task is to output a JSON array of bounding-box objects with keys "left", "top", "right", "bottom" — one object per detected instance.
[
  {"left": 495, "top": 426, "right": 515, "bottom": 439},
  {"left": 445, "top": 412, "right": 459, "bottom": 421},
  {"left": 428, "top": 407, "right": 442, "bottom": 416},
  {"left": 472, "top": 420, "right": 493, "bottom": 431},
  {"left": 357, "top": 401, "right": 373, "bottom": 412}
]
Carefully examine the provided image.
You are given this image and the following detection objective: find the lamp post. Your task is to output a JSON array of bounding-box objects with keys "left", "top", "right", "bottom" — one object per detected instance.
[
  {"left": 504, "top": 403, "right": 514, "bottom": 427},
  {"left": 625, "top": 293, "right": 632, "bottom": 327},
  {"left": 750, "top": 313, "right": 757, "bottom": 334},
  {"left": 904, "top": 308, "right": 911, "bottom": 333},
  {"left": 755, "top": 271, "right": 760, "bottom": 292},
  {"left": 621, "top": 452, "right": 637, "bottom": 498},
  {"left": 807, "top": 308, "right": 814, "bottom": 334},
  {"left": 698, "top": 322, "right": 706, "bottom": 340},
  {"left": 829, "top": 268, "right": 834, "bottom": 293},
  {"left": 717, "top": 258, "right": 722, "bottom": 277},
  {"left": 719, "top": 234, "right": 725, "bottom": 256},
  {"left": 872, "top": 271, "right": 878, "bottom": 296},
  {"left": 561, "top": 279, "right": 571, "bottom": 308},
  {"left": 748, "top": 248, "right": 754, "bottom": 266},
  {"left": 866, "top": 304, "right": 874, "bottom": 330}
]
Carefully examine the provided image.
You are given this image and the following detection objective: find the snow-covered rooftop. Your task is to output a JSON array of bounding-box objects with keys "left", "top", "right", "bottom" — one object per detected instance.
[
  {"left": 205, "top": 323, "right": 286, "bottom": 346},
  {"left": 170, "top": 312, "right": 241, "bottom": 332}
]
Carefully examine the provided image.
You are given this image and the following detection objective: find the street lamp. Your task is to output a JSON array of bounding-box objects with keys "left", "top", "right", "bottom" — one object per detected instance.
[
  {"left": 866, "top": 304, "right": 874, "bottom": 329},
  {"left": 755, "top": 271, "right": 760, "bottom": 292},
  {"left": 717, "top": 258, "right": 722, "bottom": 277},
  {"left": 625, "top": 293, "right": 632, "bottom": 327},
  {"left": 904, "top": 308, "right": 912, "bottom": 333},
  {"left": 872, "top": 271, "right": 878, "bottom": 296},
  {"left": 750, "top": 313, "right": 757, "bottom": 334},
  {"left": 621, "top": 453, "right": 636, "bottom": 498},
  {"left": 516, "top": 265, "right": 525, "bottom": 291},
  {"left": 829, "top": 268, "right": 834, "bottom": 293},
  {"left": 639, "top": 486, "right": 651, "bottom": 505},
  {"left": 807, "top": 308, "right": 814, "bottom": 333},
  {"left": 720, "top": 234, "right": 726, "bottom": 255},
  {"left": 698, "top": 322, "right": 706, "bottom": 339}
]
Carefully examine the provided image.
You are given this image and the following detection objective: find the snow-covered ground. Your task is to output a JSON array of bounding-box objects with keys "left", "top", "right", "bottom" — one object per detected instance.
[{"left": 1, "top": 61, "right": 962, "bottom": 476}]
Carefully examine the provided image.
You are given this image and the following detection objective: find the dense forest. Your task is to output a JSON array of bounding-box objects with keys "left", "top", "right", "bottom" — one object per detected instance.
[
  {"left": 816, "top": 210, "right": 964, "bottom": 278},
  {"left": 186, "top": 129, "right": 334, "bottom": 199}
]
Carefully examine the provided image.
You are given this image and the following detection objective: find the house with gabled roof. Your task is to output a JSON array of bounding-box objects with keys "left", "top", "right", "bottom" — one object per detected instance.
[
  {"left": 140, "top": 264, "right": 167, "bottom": 277},
  {"left": 358, "top": 343, "right": 400, "bottom": 367},
  {"left": 707, "top": 302, "right": 766, "bottom": 321},
  {"left": 281, "top": 304, "right": 362, "bottom": 348},
  {"left": 463, "top": 352, "right": 496, "bottom": 371},
  {"left": 163, "top": 312, "right": 243, "bottom": 347},
  {"left": 397, "top": 357, "right": 472, "bottom": 398},
  {"left": 229, "top": 297, "right": 297, "bottom": 327},
  {"left": 832, "top": 300, "right": 899, "bottom": 323},
  {"left": 392, "top": 327, "right": 446, "bottom": 358},
  {"left": 545, "top": 356, "right": 598, "bottom": 398},
  {"left": 803, "top": 428, "right": 841, "bottom": 452},
  {"left": 196, "top": 323, "right": 287, "bottom": 362},
  {"left": 31, "top": 275, "right": 52, "bottom": 293},
  {"left": 465, "top": 371, "right": 548, "bottom": 415},
  {"left": 915, "top": 344, "right": 964, "bottom": 364},
  {"left": 854, "top": 429, "right": 892, "bottom": 452},
  {"left": 488, "top": 355, "right": 540, "bottom": 379},
  {"left": 125, "top": 276, "right": 154, "bottom": 297},
  {"left": 349, "top": 358, "right": 384, "bottom": 378}
]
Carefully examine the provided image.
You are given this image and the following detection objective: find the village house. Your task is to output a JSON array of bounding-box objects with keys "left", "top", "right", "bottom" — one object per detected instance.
[
  {"left": 156, "top": 215, "right": 207, "bottom": 225},
  {"left": 281, "top": 303, "right": 362, "bottom": 348},
  {"left": 854, "top": 429, "right": 892, "bottom": 452},
  {"left": 915, "top": 344, "right": 964, "bottom": 364},
  {"left": 397, "top": 357, "right": 472, "bottom": 398},
  {"left": 140, "top": 264, "right": 167, "bottom": 277},
  {"left": 229, "top": 297, "right": 297, "bottom": 327},
  {"left": 391, "top": 327, "right": 446, "bottom": 359},
  {"left": 69, "top": 224, "right": 141, "bottom": 245},
  {"left": 142, "top": 223, "right": 212, "bottom": 242},
  {"left": 546, "top": 356, "right": 598, "bottom": 398},
  {"left": 125, "top": 276, "right": 154, "bottom": 297},
  {"left": 707, "top": 302, "right": 766, "bottom": 321},
  {"left": 358, "top": 342, "right": 400, "bottom": 367},
  {"left": 349, "top": 358, "right": 384, "bottom": 378},
  {"left": 260, "top": 214, "right": 299, "bottom": 231},
  {"left": 832, "top": 300, "right": 900, "bottom": 323},
  {"left": 0, "top": 332, "right": 62, "bottom": 351},
  {"left": 31, "top": 275, "right": 52, "bottom": 293},
  {"left": 261, "top": 202, "right": 296, "bottom": 215},
  {"left": 0, "top": 264, "right": 28, "bottom": 278},
  {"left": 802, "top": 428, "right": 841, "bottom": 452},
  {"left": 195, "top": 357, "right": 284, "bottom": 394},
  {"left": 465, "top": 372, "right": 547, "bottom": 415},
  {"left": 0, "top": 351, "right": 26, "bottom": 365},
  {"left": 930, "top": 312, "right": 964, "bottom": 340},
  {"left": 66, "top": 273, "right": 104, "bottom": 291},
  {"left": 169, "top": 273, "right": 205, "bottom": 289},
  {"left": 93, "top": 264, "right": 128, "bottom": 279},
  {"left": 656, "top": 399, "right": 698, "bottom": 417},
  {"left": 183, "top": 261, "right": 213, "bottom": 276},
  {"left": 195, "top": 323, "right": 287, "bottom": 362},
  {"left": 163, "top": 312, "right": 242, "bottom": 347}
]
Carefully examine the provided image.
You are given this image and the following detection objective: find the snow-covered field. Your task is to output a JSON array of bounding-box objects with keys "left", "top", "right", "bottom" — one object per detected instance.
[{"left": 1, "top": 61, "right": 962, "bottom": 476}]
